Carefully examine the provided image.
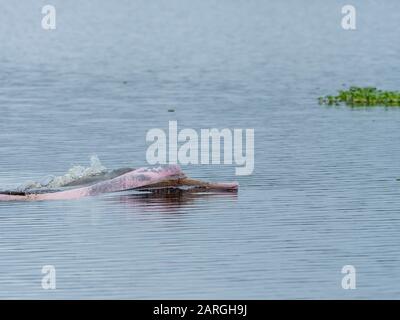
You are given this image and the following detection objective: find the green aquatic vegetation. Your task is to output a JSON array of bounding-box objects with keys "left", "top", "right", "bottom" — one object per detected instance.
[{"left": 319, "top": 87, "right": 400, "bottom": 107}]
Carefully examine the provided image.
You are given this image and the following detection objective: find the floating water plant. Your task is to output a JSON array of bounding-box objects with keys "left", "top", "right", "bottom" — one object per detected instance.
[{"left": 319, "top": 87, "right": 400, "bottom": 106}]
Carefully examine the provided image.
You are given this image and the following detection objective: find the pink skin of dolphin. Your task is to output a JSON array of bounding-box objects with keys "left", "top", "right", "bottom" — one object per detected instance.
[
  {"left": 0, "top": 165, "right": 238, "bottom": 201},
  {"left": 0, "top": 166, "right": 184, "bottom": 201}
]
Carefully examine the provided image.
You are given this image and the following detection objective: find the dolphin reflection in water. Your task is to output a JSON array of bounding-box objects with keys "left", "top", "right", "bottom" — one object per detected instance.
[{"left": 0, "top": 165, "right": 238, "bottom": 201}]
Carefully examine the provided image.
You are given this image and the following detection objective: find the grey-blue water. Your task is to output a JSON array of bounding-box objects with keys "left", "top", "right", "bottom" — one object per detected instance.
[{"left": 1, "top": 0, "right": 400, "bottom": 299}]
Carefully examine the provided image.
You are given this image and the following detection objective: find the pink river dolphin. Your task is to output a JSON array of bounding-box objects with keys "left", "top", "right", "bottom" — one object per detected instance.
[{"left": 0, "top": 165, "right": 238, "bottom": 201}]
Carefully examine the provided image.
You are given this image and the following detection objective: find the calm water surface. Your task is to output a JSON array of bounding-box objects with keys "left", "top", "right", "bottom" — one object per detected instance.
[{"left": 1, "top": 0, "right": 400, "bottom": 298}]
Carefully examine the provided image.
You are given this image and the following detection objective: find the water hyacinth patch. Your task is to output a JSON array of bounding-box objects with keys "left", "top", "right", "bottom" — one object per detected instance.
[{"left": 319, "top": 87, "right": 400, "bottom": 106}]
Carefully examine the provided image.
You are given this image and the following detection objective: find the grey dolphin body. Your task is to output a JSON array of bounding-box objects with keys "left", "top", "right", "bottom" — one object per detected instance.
[{"left": 0, "top": 165, "right": 238, "bottom": 201}]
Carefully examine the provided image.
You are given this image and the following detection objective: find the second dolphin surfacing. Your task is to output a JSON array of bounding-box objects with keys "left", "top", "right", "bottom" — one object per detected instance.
[{"left": 0, "top": 165, "right": 238, "bottom": 201}]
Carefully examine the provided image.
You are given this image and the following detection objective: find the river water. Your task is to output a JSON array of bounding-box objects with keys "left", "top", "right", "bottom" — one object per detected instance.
[{"left": 0, "top": 0, "right": 400, "bottom": 298}]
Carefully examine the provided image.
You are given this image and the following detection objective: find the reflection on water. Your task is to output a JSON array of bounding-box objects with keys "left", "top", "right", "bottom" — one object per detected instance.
[{"left": 1, "top": 0, "right": 400, "bottom": 298}]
